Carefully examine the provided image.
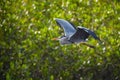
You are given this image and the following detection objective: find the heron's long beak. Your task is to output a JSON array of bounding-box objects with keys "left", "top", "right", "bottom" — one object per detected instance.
[{"left": 51, "top": 38, "right": 59, "bottom": 40}]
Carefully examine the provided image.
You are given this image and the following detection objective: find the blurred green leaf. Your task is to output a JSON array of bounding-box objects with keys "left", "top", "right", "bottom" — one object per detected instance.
[{"left": 0, "top": 0, "right": 120, "bottom": 80}]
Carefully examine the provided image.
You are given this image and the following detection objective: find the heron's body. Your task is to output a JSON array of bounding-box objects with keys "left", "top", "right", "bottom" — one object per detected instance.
[
  {"left": 59, "top": 36, "right": 72, "bottom": 44},
  {"left": 54, "top": 18, "right": 101, "bottom": 45}
]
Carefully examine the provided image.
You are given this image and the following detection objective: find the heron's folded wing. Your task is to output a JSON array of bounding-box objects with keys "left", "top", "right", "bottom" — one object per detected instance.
[
  {"left": 69, "top": 27, "right": 89, "bottom": 43},
  {"left": 55, "top": 18, "right": 76, "bottom": 37}
]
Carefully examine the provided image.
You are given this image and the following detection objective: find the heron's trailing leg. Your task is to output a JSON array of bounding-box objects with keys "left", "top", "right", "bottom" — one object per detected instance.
[{"left": 80, "top": 42, "right": 95, "bottom": 48}]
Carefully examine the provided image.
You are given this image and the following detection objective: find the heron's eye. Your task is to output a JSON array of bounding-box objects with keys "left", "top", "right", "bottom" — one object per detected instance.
[{"left": 60, "top": 35, "right": 65, "bottom": 38}]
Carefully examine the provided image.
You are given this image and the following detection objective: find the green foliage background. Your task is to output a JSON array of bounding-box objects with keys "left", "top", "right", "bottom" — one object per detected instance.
[{"left": 0, "top": 0, "right": 120, "bottom": 80}]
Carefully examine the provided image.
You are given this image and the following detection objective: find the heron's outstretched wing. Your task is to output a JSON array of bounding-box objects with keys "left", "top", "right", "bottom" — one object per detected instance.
[
  {"left": 69, "top": 27, "right": 90, "bottom": 43},
  {"left": 55, "top": 18, "right": 76, "bottom": 37},
  {"left": 78, "top": 26, "right": 101, "bottom": 41}
]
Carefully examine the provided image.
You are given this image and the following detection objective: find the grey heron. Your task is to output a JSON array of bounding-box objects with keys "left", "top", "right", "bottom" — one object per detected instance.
[{"left": 53, "top": 18, "right": 101, "bottom": 48}]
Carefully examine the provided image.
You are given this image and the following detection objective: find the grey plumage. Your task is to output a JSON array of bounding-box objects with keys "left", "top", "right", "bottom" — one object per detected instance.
[
  {"left": 55, "top": 18, "right": 101, "bottom": 45},
  {"left": 56, "top": 18, "right": 76, "bottom": 37}
]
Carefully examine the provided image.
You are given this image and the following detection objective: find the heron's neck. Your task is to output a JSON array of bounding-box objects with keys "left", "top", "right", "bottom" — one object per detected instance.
[{"left": 60, "top": 37, "right": 72, "bottom": 44}]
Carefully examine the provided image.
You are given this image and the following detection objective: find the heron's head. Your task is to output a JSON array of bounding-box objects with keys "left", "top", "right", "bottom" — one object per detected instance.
[{"left": 52, "top": 36, "right": 71, "bottom": 45}]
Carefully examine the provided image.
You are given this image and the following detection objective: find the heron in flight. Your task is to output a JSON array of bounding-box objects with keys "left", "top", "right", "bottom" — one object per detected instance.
[{"left": 53, "top": 18, "right": 101, "bottom": 48}]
